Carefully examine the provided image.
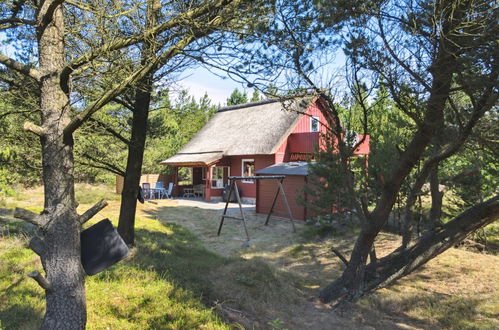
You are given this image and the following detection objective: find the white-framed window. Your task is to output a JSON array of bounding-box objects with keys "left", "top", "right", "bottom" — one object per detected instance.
[
  {"left": 241, "top": 159, "right": 255, "bottom": 183},
  {"left": 310, "top": 116, "right": 320, "bottom": 132},
  {"left": 211, "top": 166, "right": 229, "bottom": 188}
]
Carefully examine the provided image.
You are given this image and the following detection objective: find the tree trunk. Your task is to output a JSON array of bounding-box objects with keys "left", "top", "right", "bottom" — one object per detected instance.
[
  {"left": 37, "top": 3, "right": 86, "bottom": 328},
  {"left": 117, "top": 0, "right": 159, "bottom": 245},
  {"left": 320, "top": 3, "right": 460, "bottom": 302},
  {"left": 117, "top": 89, "right": 151, "bottom": 245},
  {"left": 320, "top": 196, "right": 499, "bottom": 303},
  {"left": 363, "top": 195, "right": 499, "bottom": 292},
  {"left": 401, "top": 163, "right": 434, "bottom": 247}
]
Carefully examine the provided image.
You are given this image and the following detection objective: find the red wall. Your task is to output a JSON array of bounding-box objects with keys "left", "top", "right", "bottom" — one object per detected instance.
[
  {"left": 274, "top": 100, "right": 330, "bottom": 160},
  {"left": 211, "top": 154, "right": 275, "bottom": 199},
  {"left": 256, "top": 175, "right": 307, "bottom": 220},
  {"left": 288, "top": 132, "right": 320, "bottom": 153},
  {"left": 291, "top": 102, "right": 330, "bottom": 134}
]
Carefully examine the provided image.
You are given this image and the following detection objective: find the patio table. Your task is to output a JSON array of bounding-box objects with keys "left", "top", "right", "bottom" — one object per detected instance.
[{"left": 145, "top": 188, "right": 164, "bottom": 200}]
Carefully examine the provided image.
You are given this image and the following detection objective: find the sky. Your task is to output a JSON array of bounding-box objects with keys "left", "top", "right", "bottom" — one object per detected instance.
[
  {"left": 175, "top": 66, "right": 243, "bottom": 106},
  {"left": 0, "top": 31, "right": 242, "bottom": 107},
  {"left": 1, "top": 32, "right": 344, "bottom": 107}
]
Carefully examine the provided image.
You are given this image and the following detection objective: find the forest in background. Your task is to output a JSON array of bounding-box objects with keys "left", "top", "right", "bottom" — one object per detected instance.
[
  {"left": 0, "top": 0, "right": 497, "bottom": 326},
  {"left": 2, "top": 83, "right": 496, "bottom": 244}
]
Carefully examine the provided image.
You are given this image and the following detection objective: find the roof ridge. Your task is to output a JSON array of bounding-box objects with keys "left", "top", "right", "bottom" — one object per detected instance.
[{"left": 217, "top": 98, "right": 281, "bottom": 112}]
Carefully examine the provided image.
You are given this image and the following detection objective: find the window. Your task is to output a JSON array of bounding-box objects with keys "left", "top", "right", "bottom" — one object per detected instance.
[
  {"left": 310, "top": 116, "right": 320, "bottom": 132},
  {"left": 211, "top": 166, "right": 229, "bottom": 188},
  {"left": 202, "top": 167, "right": 206, "bottom": 180},
  {"left": 242, "top": 159, "right": 255, "bottom": 183}
]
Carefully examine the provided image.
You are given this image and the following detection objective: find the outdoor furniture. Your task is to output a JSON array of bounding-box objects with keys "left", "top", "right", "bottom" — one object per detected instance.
[
  {"left": 183, "top": 187, "right": 195, "bottom": 198},
  {"left": 142, "top": 183, "right": 153, "bottom": 199},
  {"left": 193, "top": 184, "right": 205, "bottom": 198},
  {"left": 154, "top": 182, "right": 168, "bottom": 199},
  {"left": 165, "top": 182, "right": 174, "bottom": 199}
]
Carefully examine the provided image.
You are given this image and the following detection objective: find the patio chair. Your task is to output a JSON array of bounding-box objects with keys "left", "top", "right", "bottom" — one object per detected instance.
[
  {"left": 142, "top": 183, "right": 152, "bottom": 199},
  {"left": 193, "top": 184, "right": 205, "bottom": 198},
  {"left": 154, "top": 182, "right": 168, "bottom": 199},
  {"left": 165, "top": 182, "right": 174, "bottom": 199}
]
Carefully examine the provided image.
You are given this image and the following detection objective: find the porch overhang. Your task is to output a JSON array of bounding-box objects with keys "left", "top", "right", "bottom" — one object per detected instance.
[{"left": 160, "top": 151, "right": 224, "bottom": 167}]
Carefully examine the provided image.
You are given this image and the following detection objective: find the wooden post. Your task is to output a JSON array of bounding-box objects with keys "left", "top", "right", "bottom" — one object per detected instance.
[
  {"left": 217, "top": 180, "right": 234, "bottom": 236},
  {"left": 264, "top": 178, "right": 282, "bottom": 226},
  {"left": 233, "top": 181, "right": 250, "bottom": 241},
  {"left": 278, "top": 179, "right": 296, "bottom": 232}
]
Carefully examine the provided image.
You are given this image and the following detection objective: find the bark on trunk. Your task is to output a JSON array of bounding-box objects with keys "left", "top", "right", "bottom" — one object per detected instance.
[
  {"left": 429, "top": 166, "right": 443, "bottom": 224},
  {"left": 320, "top": 196, "right": 499, "bottom": 303},
  {"left": 363, "top": 195, "right": 499, "bottom": 292},
  {"left": 319, "top": 2, "right": 461, "bottom": 303},
  {"left": 117, "top": 0, "right": 159, "bottom": 245},
  {"left": 37, "top": 2, "right": 86, "bottom": 328},
  {"left": 117, "top": 90, "right": 150, "bottom": 245}
]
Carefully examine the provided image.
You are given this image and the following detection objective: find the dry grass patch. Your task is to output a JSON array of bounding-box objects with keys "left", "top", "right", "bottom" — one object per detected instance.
[{"left": 3, "top": 184, "right": 498, "bottom": 329}]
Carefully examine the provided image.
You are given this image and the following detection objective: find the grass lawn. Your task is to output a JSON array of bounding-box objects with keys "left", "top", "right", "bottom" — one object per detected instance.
[{"left": 1, "top": 184, "right": 498, "bottom": 329}]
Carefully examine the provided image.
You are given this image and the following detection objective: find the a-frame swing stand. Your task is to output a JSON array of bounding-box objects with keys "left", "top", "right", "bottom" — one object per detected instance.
[{"left": 217, "top": 175, "right": 296, "bottom": 242}]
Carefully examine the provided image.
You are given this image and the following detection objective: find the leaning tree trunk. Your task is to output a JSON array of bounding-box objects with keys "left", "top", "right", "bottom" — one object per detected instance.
[
  {"left": 117, "top": 0, "right": 159, "bottom": 245},
  {"left": 18, "top": 3, "right": 87, "bottom": 328},
  {"left": 319, "top": 7, "right": 459, "bottom": 303},
  {"left": 362, "top": 195, "right": 499, "bottom": 292}
]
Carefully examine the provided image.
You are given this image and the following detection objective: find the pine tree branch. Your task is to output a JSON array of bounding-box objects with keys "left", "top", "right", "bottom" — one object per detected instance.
[
  {"left": 79, "top": 199, "right": 108, "bottom": 224},
  {"left": 331, "top": 247, "right": 349, "bottom": 267},
  {"left": 79, "top": 153, "right": 126, "bottom": 177},
  {"left": 28, "top": 271, "right": 52, "bottom": 291},
  {"left": 23, "top": 122, "right": 46, "bottom": 136},
  {"left": 64, "top": 29, "right": 210, "bottom": 135},
  {"left": 0, "top": 17, "right": 37, "bottom": 30},
  {"left": 88, "top": 117, "right": 130, "bottom": 145},
  {"left": 13, "top": 208, "right": 41, "bottom": 226},
  {"left": 0, "top": 53, "right": 41, "bottom": 81},
  {"left": 378, "top": 18, "right": 432, "bottom": 92},
  {"left": 61, "top": 0, "right": 237, "bottom": 77},
  {"left": 65, "top": 0, "right": 142, "bottom": 19},
  {"left": 112, "top": 97, "right": 135, "bottom": 111}
]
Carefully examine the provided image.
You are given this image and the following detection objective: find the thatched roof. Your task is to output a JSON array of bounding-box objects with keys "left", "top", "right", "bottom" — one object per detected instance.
[{"left": 161, "top": 97, "right": 314, "bottom": 166}]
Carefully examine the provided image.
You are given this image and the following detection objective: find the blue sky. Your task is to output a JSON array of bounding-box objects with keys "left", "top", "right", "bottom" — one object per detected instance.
[
  {"left": 1, "top": 32, "right": 242, "bottom": 106},
  {"left": 177, "top": 66, "right": 243, "bottom": 106}
]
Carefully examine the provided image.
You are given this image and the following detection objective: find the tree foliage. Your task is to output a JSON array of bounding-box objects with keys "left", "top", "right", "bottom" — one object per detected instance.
[
  {"left": 220, "top": 0, "right": 498, "bottom": 303},
  {"left": 0, "top": 0, "right": 264, "bottom": 326},
  {"left": 226, "top": 88, "right": 249, "bottom": 105}
]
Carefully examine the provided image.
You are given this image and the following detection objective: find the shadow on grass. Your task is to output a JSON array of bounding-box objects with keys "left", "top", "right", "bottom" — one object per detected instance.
[
  {"left": 131, "top": 225, "right": 230, "bottom": 294},
  {"left": 364, "top": 289, "right": 497, "bottom": 329},
  {"left": 84, "top": 218, "right": 235, "bottom": 329},
  {"left": 0, "top": 304, "right": 43, "bottom": 329}
]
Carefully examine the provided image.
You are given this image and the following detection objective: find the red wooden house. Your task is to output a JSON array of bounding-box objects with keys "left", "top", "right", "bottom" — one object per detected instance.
[{"left": 161, "top": 96, "right": 369, "bottom": 217}]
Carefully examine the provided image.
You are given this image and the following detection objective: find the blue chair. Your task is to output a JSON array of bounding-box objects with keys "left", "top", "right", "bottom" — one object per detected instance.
[
  {"left": 142, "top": 183, "right": 152, "bottom": 199},
  {"left": 154, "top": 182, "right": 168, "bottom": 199},
  {"left": 166, "top": 182, "right": 174, "bottom": 199}
]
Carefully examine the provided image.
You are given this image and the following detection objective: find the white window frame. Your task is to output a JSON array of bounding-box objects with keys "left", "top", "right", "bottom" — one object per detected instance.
[
  {"left": 241, "top": 159, "right": 255, "bottom": 183},
  {"left": 211, "top": 166, "right": 229, "bottom": 189},
  {"left": 310, "top": 116, "right": 320, "bottom": 132}
]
